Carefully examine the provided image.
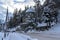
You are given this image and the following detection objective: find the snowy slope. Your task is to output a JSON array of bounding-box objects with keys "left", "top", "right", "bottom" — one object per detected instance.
[
  {"left": 43, "top": 23, "right": 60, "bottom": 34},
  {"left": 0, "top": 32, "right": 37, "bottom": 40},
  {"left": 47, "top": 10, "right": 60, "bottom": 34},
  {"left": 41, "top": 11, "right": 60, "bottom": 34}
]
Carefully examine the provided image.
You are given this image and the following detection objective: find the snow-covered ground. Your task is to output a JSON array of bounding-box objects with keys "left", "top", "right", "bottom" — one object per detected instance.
[
  {"left": 25, "top": 32, "right": 60, "bottom": 40},
  {"left": 40, "top": 23, "right": 60, "bottom": 34},
  {"left": 24, "top": 23, "right": 60, "bottom": 40},
  {"left": 0, "top": 32, "right": 38, "bottom": 40},
  {"left": 26, "top": 22, "right": 60, "bottom": 34}
]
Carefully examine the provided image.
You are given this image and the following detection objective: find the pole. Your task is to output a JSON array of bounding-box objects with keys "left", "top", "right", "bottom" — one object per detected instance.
[{"left": 4, "top": 7, "right": 9, "bottom": 38}]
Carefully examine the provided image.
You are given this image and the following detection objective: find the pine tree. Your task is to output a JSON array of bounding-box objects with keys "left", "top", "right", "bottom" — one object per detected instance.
[
  {"left": 33, "top": 0, "right": 43, "bottom": 23},
  {"left": 8, "top": 8, "right": 19, "bottom": 28},
  {"left": 43, "top": 0, "right": 58, "bottom": 28}
]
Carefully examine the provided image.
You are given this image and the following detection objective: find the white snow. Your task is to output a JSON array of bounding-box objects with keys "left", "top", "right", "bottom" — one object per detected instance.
[
  {"left": 37, "top": 22, "right": 56, "bottom": 27},
  {"left": 26, "top": 22, "right": 60, "bottom": 35},
  {"left": 7, "top": 26, "right": 21, "bottom": 32},
  {"left": 8, "top": 28, "right": 17, "bottom": 32},
  {"left": 44, "top": 23, "right": 60, "bottom": 34},
  {"left": 26, "top": 7, "right": 35, "bottom": 13},
  {"left": 37, "top": 22, "right": 47, "bottom": 27},
  {"left": 0, "top": 32, "right": 37, "bottom": 40},
  {"left": 30, "top": 23, "right": 60, "bottom": 35}
]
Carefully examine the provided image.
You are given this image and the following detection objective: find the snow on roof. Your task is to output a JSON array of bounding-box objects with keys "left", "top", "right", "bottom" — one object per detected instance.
[{"left": 26, "top": 7, "right": 35, "bottom": 13}]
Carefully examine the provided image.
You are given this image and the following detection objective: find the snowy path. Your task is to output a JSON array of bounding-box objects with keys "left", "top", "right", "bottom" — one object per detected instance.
[
  {"left": 45, "top": 23, "right": 60, "bottom": 34},
  {"left": 21, "top": 23, "right": 60, "bottom": 40},
  {"left": 23, "top": 33, "right": 60, "bottom": 40},
  {"left": 0, "top": 32, "right": 36, "bottom": 40}
]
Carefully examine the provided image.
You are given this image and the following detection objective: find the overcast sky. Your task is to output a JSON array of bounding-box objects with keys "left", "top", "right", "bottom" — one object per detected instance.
[{"left": 0, "top": 0, "right": 45, "bottom": 13}]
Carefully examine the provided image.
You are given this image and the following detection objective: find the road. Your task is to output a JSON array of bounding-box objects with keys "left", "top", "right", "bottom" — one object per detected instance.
[{"left": 23, "top": 32, "right": 60, "bottom": 40}]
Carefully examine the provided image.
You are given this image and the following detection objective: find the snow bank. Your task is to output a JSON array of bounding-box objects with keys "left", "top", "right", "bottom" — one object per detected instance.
[
  {"left": 37, "top": 23, "right": 47, "bottom": 27},
  {"left": 0, "top": 32, "right": 37, "bottom": 40},
  {"left": 37, "top": 23, "right": 60, "bottom": 34},
  {"left": 27, "top": 23, "right": 60, "bottom": 35},
  {"left": 45, "top": 23, "right": 60, "bottom": 34},
  {"left": 37, "top": 22, "right": 55, "bottom": 27}
]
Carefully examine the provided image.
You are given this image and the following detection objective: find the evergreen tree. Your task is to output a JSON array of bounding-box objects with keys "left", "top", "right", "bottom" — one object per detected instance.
[
  {"left": 8, "top": 8, "right": 19, "bottom": 28},
  {"left": 33, "top": 0, "right": 43, "bottom": 23}
]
